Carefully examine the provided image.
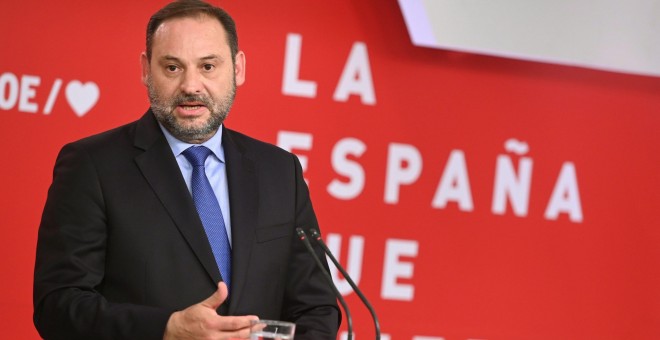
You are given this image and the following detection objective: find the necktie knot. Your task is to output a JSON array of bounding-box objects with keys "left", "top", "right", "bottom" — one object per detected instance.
[{"left": 182, "top": 146, "right": 213, "bottom": 167}]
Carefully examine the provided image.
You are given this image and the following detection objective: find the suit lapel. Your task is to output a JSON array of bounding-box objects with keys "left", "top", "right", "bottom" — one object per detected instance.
[
  {"left": 133, "top": 111, "right": 222, "bottom": 286},
  {"left": 222, "top": 127, "right": 259, "bottom": 313}
]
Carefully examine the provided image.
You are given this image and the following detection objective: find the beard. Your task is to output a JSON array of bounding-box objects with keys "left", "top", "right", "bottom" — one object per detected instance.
[{"left": 146, "top": 75, "right": 236, "bottom": 143}]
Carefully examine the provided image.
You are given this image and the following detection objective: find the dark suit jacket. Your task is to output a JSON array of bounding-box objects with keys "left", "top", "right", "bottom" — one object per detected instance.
[{"left": 33, "top": 110, "right": 340, "bottom": 339}]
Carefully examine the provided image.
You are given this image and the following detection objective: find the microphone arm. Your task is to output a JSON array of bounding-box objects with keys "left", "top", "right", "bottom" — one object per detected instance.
[
  {"left": 310, "top": 228, "right": 381, "bottom": 340},
  {"left": 296, "top": 228, "right": 353, "bottom": 340}
]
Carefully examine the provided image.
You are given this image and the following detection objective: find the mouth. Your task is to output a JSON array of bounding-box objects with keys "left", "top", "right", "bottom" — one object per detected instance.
[
  {"left": 179, "top": 101, "right": 207, "bottom": 109},
  {"left": 176, "top": 102, "right": 208, "bottom": 116},
  {"left": 180, "top": 105, "right": 204, "bottom": 110}
]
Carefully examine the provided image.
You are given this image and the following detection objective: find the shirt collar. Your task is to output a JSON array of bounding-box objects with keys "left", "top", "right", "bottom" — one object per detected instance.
[{"left": 158, "top": 122, "right": 225, "bottom": 163}]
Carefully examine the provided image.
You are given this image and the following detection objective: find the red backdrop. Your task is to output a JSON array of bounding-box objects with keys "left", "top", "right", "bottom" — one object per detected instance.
[{"left": 2, "top": 1, "right": 659, "bottom": 339}]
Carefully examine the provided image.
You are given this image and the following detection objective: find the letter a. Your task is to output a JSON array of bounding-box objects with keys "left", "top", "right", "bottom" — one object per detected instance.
[
  {"left": 432, "top": 150, "right": 474, "bottom": 211},
  {"left": 545, "top": 162, "right": 583, "bottom": 223},
  {"left": 333, "top": 42, "right": 376, "bottom": 105}
]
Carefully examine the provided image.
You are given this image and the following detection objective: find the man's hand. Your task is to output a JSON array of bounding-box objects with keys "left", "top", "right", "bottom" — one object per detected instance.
[{"left": 164, "top": 282, "right": 258, "bottom": 339}]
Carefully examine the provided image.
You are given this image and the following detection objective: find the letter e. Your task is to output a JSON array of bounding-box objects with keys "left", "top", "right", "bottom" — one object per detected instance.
[
  {"left": 381, "top": 239, "right": 418, "bottom": 301},
  {"left": 19, "top": 75, "right": 40, "bottom": 113},
  {"left": 277, "top": 131, "right": 313, "bottom": 183}
]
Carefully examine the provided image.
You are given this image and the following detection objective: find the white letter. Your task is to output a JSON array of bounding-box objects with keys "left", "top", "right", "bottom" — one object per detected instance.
[
  {"left": 432, "top": 150, "right": 473, "bottom": 211},
  {"left": 19, "top": 75, "right": 40, "bottom": 113},
  {"left": 492, "top": 155, "right": 533, "bottom": 216},
  {"left": 381, "top": 239, "right": 418, "bottom": 301},
  {"left": 282, "top": 33, "right": 317, "bottom": 98},
  {"left": 326, "top": 233, "right": 365, "bottom": 296},
  {"left": 327, "top": 138, "right": 366, "bottom": 200},
  {"left": 333, "top": 42, "right": 376, "bottom": 105},
  {"left": 277, "top": 131, "right": 313, "bottom": 183},
  {"left": 0, "top": 72, "right": 19, "bottom": 110},
  {"left": 545, "top": 162, "right": 583, "bottom": 222},
  {"left": 384, "top": 143, "right": 422, "bottom": 204}
]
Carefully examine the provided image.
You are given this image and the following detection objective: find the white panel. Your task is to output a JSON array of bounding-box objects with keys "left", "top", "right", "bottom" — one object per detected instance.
[{"left": 397, "top": 0, "right": 660, "bottom": 77}]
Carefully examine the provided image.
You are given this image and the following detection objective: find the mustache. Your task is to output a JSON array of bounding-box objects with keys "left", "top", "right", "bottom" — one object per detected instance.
[{"left": 172, "top": 94, "right": 213, "bottom": 107}]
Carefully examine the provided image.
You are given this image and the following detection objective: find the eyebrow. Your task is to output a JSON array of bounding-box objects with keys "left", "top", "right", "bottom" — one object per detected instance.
[
  {"left": 200, "top": 54, "right": 221, "bottom": 61},
  {"left": 159, "top": 54, "right": 222, "bottom": 63}
]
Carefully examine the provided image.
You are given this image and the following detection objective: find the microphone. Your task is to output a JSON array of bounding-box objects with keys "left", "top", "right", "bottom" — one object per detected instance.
[
  {"left": 310, "top": 228, "right": 381, "bottom": 340},
  {"left": 296, "top": 228, "right": 353, "bottom": 340}
]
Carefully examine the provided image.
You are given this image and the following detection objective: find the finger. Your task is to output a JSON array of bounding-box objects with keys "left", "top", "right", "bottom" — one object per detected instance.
[
  {"left": 201, "top": 281, "right": 228, "bottom": 310},
  {"left": 220, "top": 327, "right": 253, "bottom": 340},
  {"left": 217, "top": 315, "right": 260, "bottom": 331}
]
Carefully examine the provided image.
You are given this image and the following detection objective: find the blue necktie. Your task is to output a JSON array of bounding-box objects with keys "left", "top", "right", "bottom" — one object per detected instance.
[{"left": 182, "top": 146, "right": 232, "bottom": 290}]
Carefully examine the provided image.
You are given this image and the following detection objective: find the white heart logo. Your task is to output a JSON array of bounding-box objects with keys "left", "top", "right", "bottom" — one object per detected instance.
[{"left": 65, "top": 81, "right": 99, "bottom": 117}]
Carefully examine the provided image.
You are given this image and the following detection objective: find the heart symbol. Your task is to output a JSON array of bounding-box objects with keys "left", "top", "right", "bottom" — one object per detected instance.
[{"left": 65, "top": 80, "right": 100, "bottom": 117}]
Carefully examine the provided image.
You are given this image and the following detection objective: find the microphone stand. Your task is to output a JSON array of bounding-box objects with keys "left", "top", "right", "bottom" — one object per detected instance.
[
  {"left": 296, "top": 228, "right": 353, "bottom": 340},
  {"left": 310, "top": 228, "right": 381, "bottom": 340}
]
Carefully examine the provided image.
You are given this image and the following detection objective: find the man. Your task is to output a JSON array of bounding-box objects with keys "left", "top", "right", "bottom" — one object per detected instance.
[{"left": 33, "top": 1, "right": 340, "bottom": 339}]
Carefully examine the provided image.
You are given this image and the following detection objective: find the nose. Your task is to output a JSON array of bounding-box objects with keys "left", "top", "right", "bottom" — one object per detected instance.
[{"left": 179, "top": 69, "right": 203, "bottom": 94}]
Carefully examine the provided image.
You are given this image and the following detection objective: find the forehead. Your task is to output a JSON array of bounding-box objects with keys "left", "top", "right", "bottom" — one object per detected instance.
[{"left": 151, "top": 15, "right": 229, "bottom": 56}]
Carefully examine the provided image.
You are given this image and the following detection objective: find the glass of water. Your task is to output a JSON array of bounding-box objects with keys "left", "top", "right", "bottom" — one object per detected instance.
[{"left": 249, "top": 319, "right": 296, "bottom": 340}]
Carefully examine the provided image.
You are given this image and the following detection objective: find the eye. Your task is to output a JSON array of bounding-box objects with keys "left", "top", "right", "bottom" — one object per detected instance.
[
  {"left": 202, "top": 64, "right": 215, "bottom": 72},
  {"left": 166, "top": 65, "right": 179, "bottom": 72}
]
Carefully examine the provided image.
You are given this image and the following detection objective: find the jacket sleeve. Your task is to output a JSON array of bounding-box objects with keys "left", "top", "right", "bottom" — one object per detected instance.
[
  {"left": 33, "top": 143, "right": 171, "bottom": 340},
  {"left": 281, "top": 153, "right": 342, "bottom": 339}
]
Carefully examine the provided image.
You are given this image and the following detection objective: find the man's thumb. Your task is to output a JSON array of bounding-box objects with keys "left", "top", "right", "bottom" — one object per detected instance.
[{"left": 201, "top": 281, "right": 228, "bottom": 310}]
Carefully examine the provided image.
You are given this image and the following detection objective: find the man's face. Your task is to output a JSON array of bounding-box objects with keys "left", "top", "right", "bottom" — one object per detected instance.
[{"left": 141, "top": 15, "right": 246, "bottom": 143}]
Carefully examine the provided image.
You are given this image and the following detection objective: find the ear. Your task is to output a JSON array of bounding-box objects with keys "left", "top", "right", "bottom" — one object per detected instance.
[
  {"left": 234, "top": 50, "right": 246, "bottom": 86},
  {"left": 140, "top": 52, "right": 150, "bottom": 86}
]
